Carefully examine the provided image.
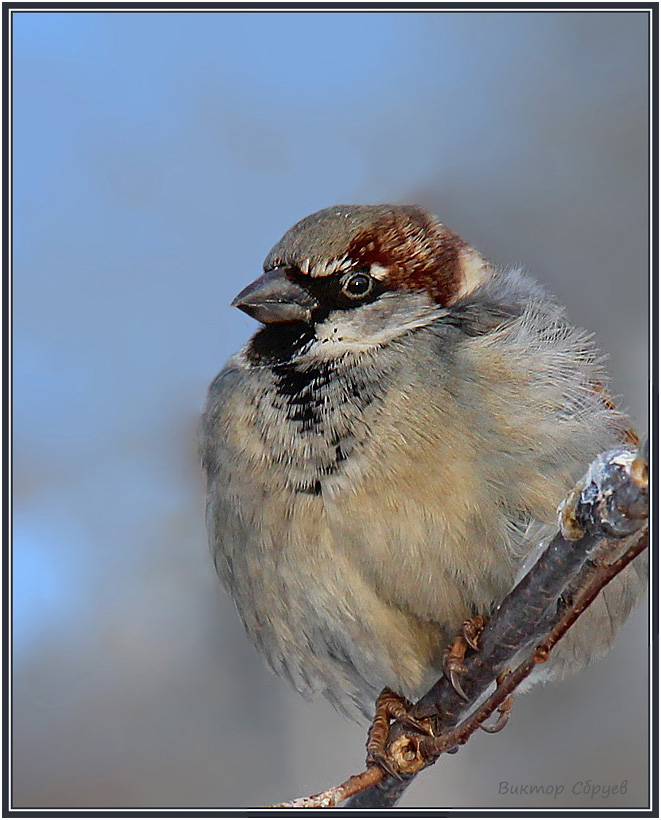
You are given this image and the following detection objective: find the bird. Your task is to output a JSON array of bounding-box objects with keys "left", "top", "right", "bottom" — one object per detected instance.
[{"left": 199, "top": 204, "right": 647, "bottom": 725}]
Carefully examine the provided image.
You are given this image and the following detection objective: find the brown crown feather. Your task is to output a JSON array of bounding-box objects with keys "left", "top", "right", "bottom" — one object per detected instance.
[
  {"left": 343, "top": 207, "right": 471, "bottom": 306},
  {"left": 265, "top": 205, "right": 489, "bottom": 307}
]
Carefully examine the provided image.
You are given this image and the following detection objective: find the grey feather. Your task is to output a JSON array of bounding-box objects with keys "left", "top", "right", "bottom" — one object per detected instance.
[{"left": 201, "top": 258, "right": 646, "bottom": 720}]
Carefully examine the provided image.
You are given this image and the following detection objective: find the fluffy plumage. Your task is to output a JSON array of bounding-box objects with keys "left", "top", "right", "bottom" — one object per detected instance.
[{"left": 200, "top": 205, "right": 646, "bottom": 719}]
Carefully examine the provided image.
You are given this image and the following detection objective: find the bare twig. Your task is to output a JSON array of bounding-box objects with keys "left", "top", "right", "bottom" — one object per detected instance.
[
  {"left": 419, "top": 529, "right": 648, "bottom": 760},
  {"left": 273, "top": 767, "right": 384, "bottom": 808},
  {"left": 271, "top": 443, "right": 648, "bottom": 809}
]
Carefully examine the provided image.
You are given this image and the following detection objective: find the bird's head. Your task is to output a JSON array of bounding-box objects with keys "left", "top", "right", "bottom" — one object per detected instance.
[{"left": 233, "top": 205, "right": 492, "bottom": 358}]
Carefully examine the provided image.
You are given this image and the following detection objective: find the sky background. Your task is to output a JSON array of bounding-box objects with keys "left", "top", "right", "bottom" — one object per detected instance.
[{"left": 12, "top": 9, "right": 650, "bottom": 809}]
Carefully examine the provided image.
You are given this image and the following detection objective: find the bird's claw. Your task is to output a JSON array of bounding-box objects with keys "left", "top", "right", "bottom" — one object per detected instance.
[
  {"left": 462, "top": 614, "right": 488, "bottom": 651},
  {"left": 480, "top": 678, "right": 514, "bottom": 734},
  {"left": 444, "top": 615, "right": 488, "bottom": 699},
  {"left": 365, "top": 687, "right": 432, "bottom": 779},
  {"left": 366, "top": 748, "right": 405, "bottom": 781},
  {"left": 480, "top": 707, "right": 510, "bottom": 733},
  {"left": 449, "top": 665, "right": 470, "bottom": 701}
]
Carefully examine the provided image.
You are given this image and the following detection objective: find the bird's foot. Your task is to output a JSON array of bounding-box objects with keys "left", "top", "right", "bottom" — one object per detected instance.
[
  {"left": 480, "top": 671, "right": 515, "bottom": 734},
  {"left": 366, "top": 687, "right": 432, "bottom": 780},
  {"left": 444, "top": 615, "right": 489, "bottom": 700},
  {"left": 463, "top": 614, "right": 488, "bottom": 650}
]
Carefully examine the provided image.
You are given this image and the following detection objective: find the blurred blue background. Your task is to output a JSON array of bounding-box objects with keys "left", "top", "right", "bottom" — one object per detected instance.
[{"left": 13, "top": 10, "right": 649, "bottom": 809}]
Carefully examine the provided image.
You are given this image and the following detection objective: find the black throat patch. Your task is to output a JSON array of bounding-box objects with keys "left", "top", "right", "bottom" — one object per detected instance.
[
  {"left": 246, "top": 322, "right": 315, "bottom": 365},
  {"left": 246, "top": 323, "right": 389, "bottom": 495}
]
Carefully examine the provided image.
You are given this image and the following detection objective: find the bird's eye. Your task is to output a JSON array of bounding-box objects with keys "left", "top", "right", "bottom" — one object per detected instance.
[{"left": 341, "top": 272, "right": 373, "bottom": 299}]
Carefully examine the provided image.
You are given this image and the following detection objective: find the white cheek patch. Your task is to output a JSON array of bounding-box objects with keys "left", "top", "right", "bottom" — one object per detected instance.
[{"left": 302, "top": 292, "right": 445, "bottom": 360}]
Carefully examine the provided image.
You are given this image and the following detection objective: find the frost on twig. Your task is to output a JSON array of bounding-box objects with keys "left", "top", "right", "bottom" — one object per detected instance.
[
  {"left": 273, "top": 768, "right": 384, "bottom": 808},
  {"left": 271, "top": 442, "right": 649, "bottom": 809}
]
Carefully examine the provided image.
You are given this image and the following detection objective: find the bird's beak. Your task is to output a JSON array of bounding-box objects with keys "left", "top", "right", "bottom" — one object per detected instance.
[{"left": 231, "top": 267, "right": 318, "bottom": 324}]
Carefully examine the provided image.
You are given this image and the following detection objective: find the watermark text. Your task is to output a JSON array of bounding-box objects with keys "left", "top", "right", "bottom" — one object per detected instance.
[{"left": 498, "top": 780, "right": 628, "bottom": 800}]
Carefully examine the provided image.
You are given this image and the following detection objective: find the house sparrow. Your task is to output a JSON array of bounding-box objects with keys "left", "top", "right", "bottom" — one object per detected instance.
[{"left": 199, "top": 205, "right": 646, "bottom": 721}]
